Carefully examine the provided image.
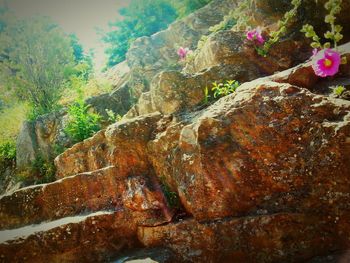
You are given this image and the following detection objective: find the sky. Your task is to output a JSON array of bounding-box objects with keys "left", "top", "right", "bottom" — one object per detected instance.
[{"left": 2, "top": 0, "right": 130, "bottom": 71}]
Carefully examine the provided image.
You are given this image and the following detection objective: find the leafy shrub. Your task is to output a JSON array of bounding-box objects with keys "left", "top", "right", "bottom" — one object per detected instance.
[
  {"left": 212, "top": 80, "right": 240, "bottom": 98},
  {"left": 30, "top": 155, "right": 56, "bottom": 184},
  {"left": 0, "top": 102, "right": 28, "bottom": 142},
  {"left": 13, "top": 155, "right": 56, "bottom": 185},
  {"left": 0, "top": 140, "right": 16, "bottom": 162},
  {"left": 103, "top": 0, "right": 178, "bottom": 68},
  {"left": 65, "top": 100, "right": 101, "bottom": 143}
]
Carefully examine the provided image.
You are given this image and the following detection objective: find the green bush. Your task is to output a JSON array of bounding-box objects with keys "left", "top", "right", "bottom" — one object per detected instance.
[
  {"left": 65, "top": 100, "right": 101, "bottom": 143},
  {"left": 30, "top": 155, "right": 56, "bottom": 184},
  {"left": 0, "top": 140, "right": 16, "bottom": 162}
]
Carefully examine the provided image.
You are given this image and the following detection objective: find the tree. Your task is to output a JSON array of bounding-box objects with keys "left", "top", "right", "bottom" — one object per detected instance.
[
  {"left": 67, "top": 34, "right": 94, "bottom": 80},
  {"left": 103, "top": 0, "right": 178, "bottom": 68},
  {"left": 172, "top": 0, "right": 212, "bottom": 18},
  {"left": 69, "top": 33, "right": 84, "bottom": 63},
  {"left": 0, "top": 16, "right": 74, "bottom": 118}
]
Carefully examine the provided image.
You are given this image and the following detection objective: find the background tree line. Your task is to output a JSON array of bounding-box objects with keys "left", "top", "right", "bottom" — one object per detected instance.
[{"left": 102, "top": 0, "right": 212, "bottom": 68}]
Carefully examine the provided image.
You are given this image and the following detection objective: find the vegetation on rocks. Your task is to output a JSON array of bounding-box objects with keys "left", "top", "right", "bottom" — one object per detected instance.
[
  {"left": 0, "top": 140, "right": 16, "bottom": 163},
  {"left": 1, "top": 0, "right": 350, "bottom": 262},
  {"left": 65, "top": 100, "right": 101, "bottom": 143},
  {"left": 102, "top": 0, "right": 212, "bottom": 68}
]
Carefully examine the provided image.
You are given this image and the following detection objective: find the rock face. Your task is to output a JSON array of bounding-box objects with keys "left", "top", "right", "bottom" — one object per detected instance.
[
  {"left": 0, "top": 165, "right": 172, "bottom": 262},
  {"left": 138, "top": 213, "right": 350, "bottom": 262},
  {"left": 0, "top": 161, "right": 19, "bottom": 195},
  {"left": 16, "top": 111, "right": 71, "bottom": 170},
  {"left": 102, "top": 61, "right": 131, "bottom": 89},
  {"left": 4, "top": 0, "right": 350, "bottom": 262},
  {"left": 35, "top": 42, "right": 350, "bottom": 262}
]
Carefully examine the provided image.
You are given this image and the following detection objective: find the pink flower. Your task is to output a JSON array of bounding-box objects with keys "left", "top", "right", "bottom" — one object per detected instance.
[
  {"left": 177, "top": 47, "right": 190, "bottom": 60},
  {"left": 246, "top": 27, "right": 265, "bottom": 45},
  {"left": 311, "top": 48, "right": 341, "bottom": 77}
]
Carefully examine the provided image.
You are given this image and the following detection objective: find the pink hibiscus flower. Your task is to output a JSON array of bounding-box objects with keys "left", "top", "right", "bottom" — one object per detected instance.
[
  {"left": 312, "top": 48, "right": 341, "bottom": 77},
  {"left": 246, "top": 27, "right": 265, "bottom": 45},
  {"left": 177, "top": 47, "right": 190, "bottom": 60}
]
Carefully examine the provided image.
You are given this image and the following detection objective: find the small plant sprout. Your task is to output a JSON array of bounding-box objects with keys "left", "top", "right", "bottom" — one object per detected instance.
[
  {"left": 203, "top": 86, "right": 210, "bottom": 104},
  {"left": 301, "top": 0, "right": 347, "bottom": 77},
  {"left": 331, "top": 85, "right": 346, "bottom": 96},
  {"left": 212, "top": 80, "right": 240, "bottom": 98}
]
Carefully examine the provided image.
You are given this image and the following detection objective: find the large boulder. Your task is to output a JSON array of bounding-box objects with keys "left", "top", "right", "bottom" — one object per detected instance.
[
  {"left": 54, "top": 113, "right": 163, "bottom": 178},
  {"left": 149, "top": 79, "right": 350, "bottom": 220},
  {"left": 16, "top": 111, "right": 70, "bottom": 170}
]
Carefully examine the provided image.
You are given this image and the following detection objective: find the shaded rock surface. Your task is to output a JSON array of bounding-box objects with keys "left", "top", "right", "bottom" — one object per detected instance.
[
  {"left": 16, "top": 110, "right": 71, "bottom": 170},
  {"left": 138, "top": 213, "right": 350, "bottom": 262}
]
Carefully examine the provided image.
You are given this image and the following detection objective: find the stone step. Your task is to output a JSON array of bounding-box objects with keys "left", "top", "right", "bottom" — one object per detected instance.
[
  {"left": 137, "top": 213, "right": 350, "bottom": 262},
  {"left": 0, "top": 166, "right": 172, "bottom": 230},
  {"left": 0, "top": 210, "right": 140, "bottom": 263}
]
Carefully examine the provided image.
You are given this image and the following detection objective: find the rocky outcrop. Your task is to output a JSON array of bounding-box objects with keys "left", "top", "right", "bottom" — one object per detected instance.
[
  {"left": 15, "top": 0, "right": 234, "bottom": 171},
  {"left": 16, "top": 111, "right": 70, "bottom": 170},
  {"left": 4, "top": 1, "right": 350, "bottom": 262},
  {"left": 138, "top": 213, "right": 350, "bottom": 262},
  {"left": 20, "top": 42, "right": 347, "bottom": 262},
  {"left": 0, "top": 211, "right": 139, "bottom": 263},
  {"left": 125, "top": 0, "right": 238, "bottom": 96},
  {"left": 54, "top": 113, "right": 163, "bottom": 178},
  {"left": 0, "top": 165, "right": 172, "bottom": 262},
  {"left": 102, "top": 61, "right": 131, "bottom": 89},
  {"left": 0, "top": 161, "right": 19, "bottom": 195},
  {"left": 0, "top": 166, "right": 171, "bottom": 230},
  {"left": 127, "top": 0, "right": 350, "bottom": 119},
  {"left": 126, "top": 63, "right": 261, "bottom": 118}
]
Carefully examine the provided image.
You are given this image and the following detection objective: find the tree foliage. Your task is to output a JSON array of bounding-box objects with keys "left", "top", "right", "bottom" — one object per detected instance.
[
  {"left": 69, "top": 33, "right": 85, "bottom": 63},
  {"left": 64, "top": 99, "right": 101, "bottom": 143},
  {"left": 103, "top": 0, "right": 212, "bottom": 68},
  {"left": 173, "top": 0, "right": 212, "bottom": 18},
  {"left": 103, "top": 0, "right": 177, "bottom": 68},
  {"left": 0, "top": 16, "right": 74, "bottom": 118}
]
